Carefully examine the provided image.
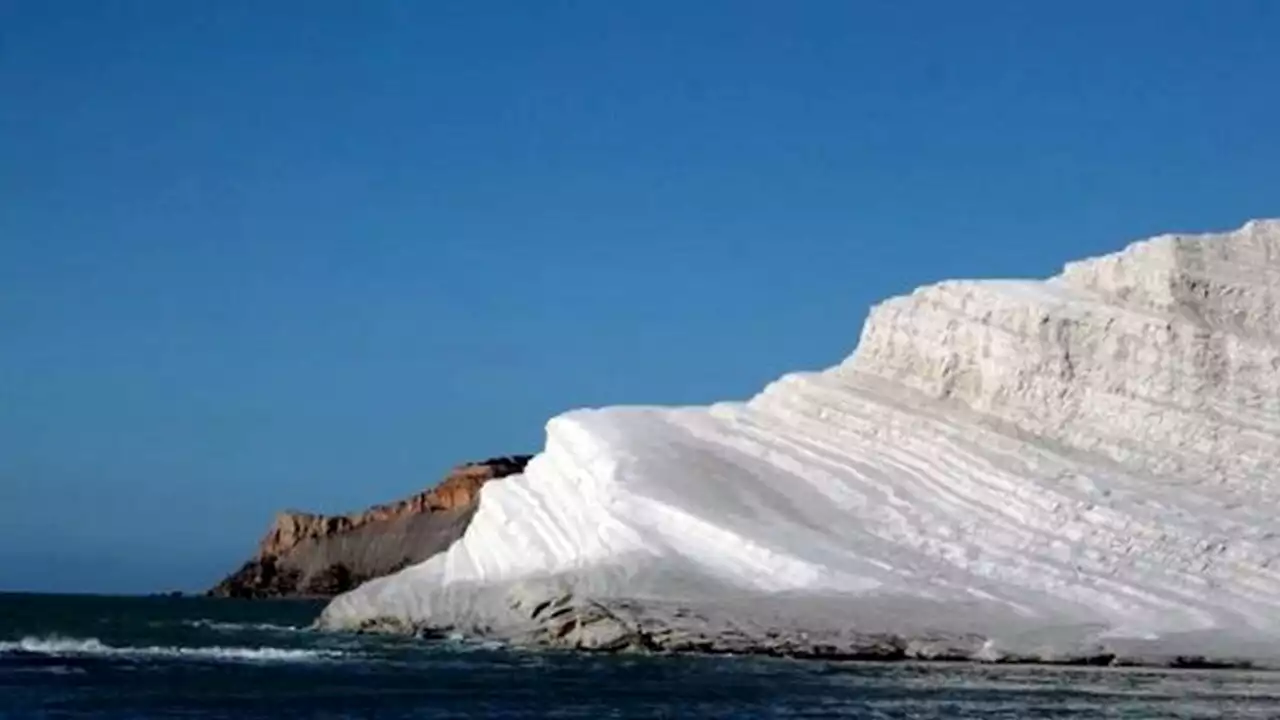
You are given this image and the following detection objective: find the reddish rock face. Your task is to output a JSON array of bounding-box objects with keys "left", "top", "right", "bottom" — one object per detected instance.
[{"left": 208, "top": 455, "right": 532, "bottom": 599}]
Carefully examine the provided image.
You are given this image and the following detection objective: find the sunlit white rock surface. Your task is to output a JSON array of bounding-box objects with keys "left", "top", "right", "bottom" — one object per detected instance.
[{"left": 319, "top": 220, "right": 1280, "bottom": 664}]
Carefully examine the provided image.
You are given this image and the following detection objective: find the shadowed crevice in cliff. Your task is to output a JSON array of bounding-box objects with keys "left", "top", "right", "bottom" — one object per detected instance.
[{"left": 208, "top": 455, "right": 532, "bottom": 598}]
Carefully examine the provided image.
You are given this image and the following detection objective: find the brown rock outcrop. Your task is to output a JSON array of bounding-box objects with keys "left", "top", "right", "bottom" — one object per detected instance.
[{"left": 208, "top": 455, "right": 532, "bottom": 599}]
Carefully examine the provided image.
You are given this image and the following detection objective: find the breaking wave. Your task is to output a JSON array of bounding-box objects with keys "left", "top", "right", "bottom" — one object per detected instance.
[
  {"left": 0, "top": 635, "right": 346, "bottom": 663},
  {"left": 178, "top": 619, "right": 304, "bottom": 633}
]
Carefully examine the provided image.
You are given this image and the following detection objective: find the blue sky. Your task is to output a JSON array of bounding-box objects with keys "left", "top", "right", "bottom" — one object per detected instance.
[{"left": 1, "top": 1, "right": 1276, "bottom": 594}]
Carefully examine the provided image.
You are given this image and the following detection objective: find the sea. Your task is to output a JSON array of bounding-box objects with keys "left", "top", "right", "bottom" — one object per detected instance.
[{"left": 2, "top": 593, "right": 1280, "bottom": 719}]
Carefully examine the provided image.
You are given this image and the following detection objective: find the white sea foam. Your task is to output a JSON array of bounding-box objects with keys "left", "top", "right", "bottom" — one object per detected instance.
[
  {"left": 0, "top": 635, "right": 344, "bottom": 662},
  {"left": 179, "top": 619, "right": 304, "bottom": 633},
  {"left": 320, "top": 219, "right": 1280, "bottom": 661}
]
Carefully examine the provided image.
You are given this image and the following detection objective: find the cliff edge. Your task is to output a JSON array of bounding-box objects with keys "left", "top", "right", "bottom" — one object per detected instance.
[{"left": 208, "top": 455, "right": 532, "bottom": 598}]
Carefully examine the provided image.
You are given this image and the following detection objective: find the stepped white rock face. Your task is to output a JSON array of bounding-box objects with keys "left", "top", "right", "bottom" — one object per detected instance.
[{"left": 319, "top": 220, "right": 1280, "bottom": 663}]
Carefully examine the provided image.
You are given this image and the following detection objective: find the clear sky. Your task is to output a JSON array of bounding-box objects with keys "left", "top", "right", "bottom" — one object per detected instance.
[{"left": 1, "top": 1, "right": 1277, "bottom": 594}]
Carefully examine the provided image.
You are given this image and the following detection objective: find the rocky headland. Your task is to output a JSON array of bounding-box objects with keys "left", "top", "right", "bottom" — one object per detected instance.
[
  {"left": 308, "top": 219, "right": 1280, "bottom": 668},
  {"left": 208, "top": 455, "right": 531, "bottom": 598},
  {"left": 213, "top": 219, "right": 1280, "bottom": 668}
]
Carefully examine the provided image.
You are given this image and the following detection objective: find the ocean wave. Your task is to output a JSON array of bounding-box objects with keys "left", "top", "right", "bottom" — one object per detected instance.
[
  {"left": 179, "top": 619, "right": 304, "bottom": 633},
  {"left": 0, "top": 635, "right": 346, "bottom": 663}
]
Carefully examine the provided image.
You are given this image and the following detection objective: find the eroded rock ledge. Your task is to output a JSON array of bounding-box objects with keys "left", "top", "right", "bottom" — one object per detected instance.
[
  {"left": 337, "top": 585, "right": 1261, "bottom": 669},
  {"left": 208, "top": 455, "right": 531, "bottom": 598}
]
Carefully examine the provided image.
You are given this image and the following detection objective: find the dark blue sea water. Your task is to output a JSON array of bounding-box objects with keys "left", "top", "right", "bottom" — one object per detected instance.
[{"left": 2, "top": 593, "right": 1279, "bottom": 719}]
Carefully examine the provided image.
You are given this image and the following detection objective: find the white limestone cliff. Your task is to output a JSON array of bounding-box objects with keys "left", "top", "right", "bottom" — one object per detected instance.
[{"left": 319, "top": 219, "right": 1280, "bottom": 664}]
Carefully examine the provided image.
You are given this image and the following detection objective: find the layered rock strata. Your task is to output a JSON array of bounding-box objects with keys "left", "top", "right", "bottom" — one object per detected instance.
[
  {"left": 209, "top": 455, "right": 531, "bottom": 598},
  {"left": 319, "top": 220, "right": 1280, "bottom": 666}
]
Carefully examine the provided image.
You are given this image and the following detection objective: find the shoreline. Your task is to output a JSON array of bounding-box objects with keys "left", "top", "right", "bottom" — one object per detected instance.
[
  {"left": 316, "top": 587, "right": 1280, "bottom": 673},
  {"left": 328, "top": 620, "right": 1271, "bottom": 672}
]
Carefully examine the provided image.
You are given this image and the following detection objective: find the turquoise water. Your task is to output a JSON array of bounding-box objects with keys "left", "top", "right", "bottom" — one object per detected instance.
[{"left": 2, "top": 593, "right": 1279, "bottom": 718}]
